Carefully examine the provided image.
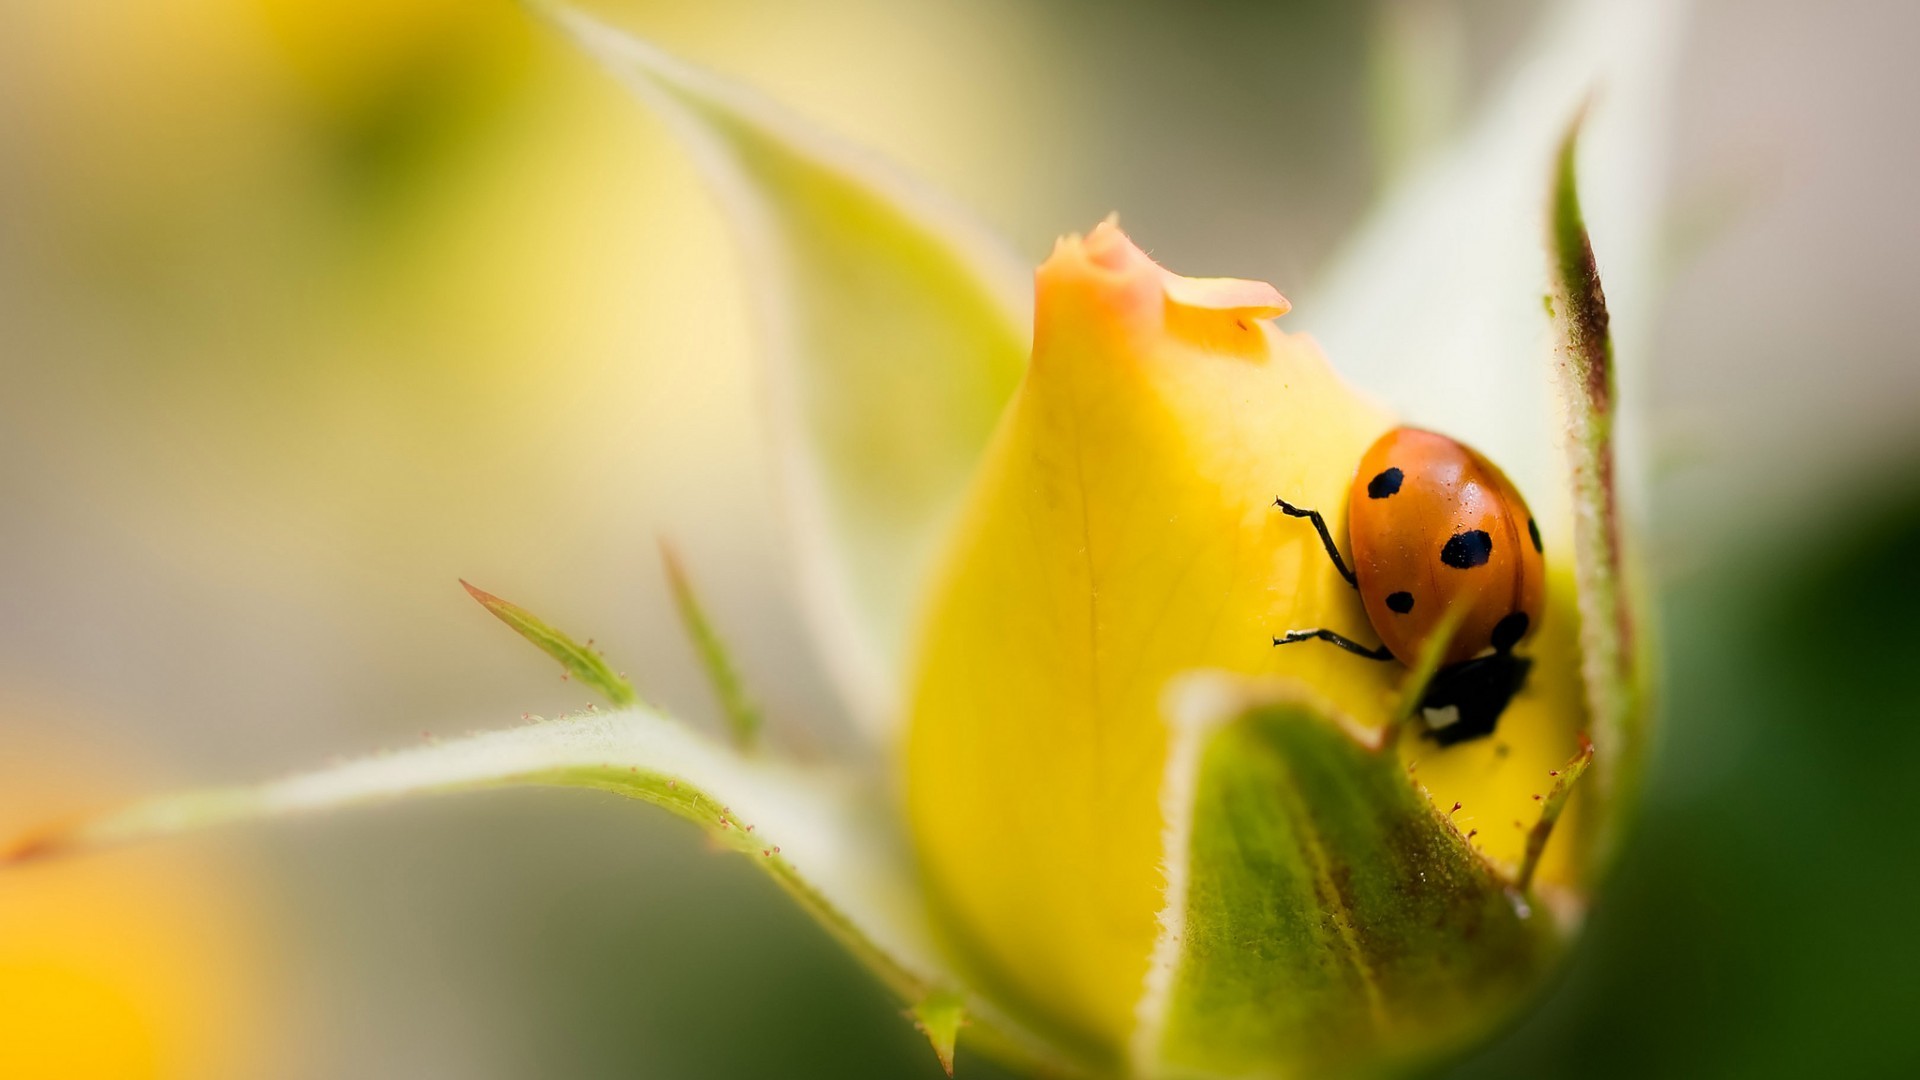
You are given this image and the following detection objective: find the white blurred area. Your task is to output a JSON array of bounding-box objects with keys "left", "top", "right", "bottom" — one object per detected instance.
[{"left": 0, "top": 0, "right": 1912, "bottom": 1075}]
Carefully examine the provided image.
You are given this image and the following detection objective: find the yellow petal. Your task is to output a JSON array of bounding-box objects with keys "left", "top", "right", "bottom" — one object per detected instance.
[{"left": 905, "top": 221, "right": 1400, "bottom": 1052}]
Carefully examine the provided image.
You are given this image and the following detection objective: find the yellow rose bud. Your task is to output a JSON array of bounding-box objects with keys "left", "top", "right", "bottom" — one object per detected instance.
[{"left": 906, "top": 221, "right": 1595, "bottom": 1069}]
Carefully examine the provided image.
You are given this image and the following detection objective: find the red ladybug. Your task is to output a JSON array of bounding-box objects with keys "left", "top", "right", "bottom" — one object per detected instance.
[{"left": 1272, "top": 427, "right": 1545, "bottom": 745}]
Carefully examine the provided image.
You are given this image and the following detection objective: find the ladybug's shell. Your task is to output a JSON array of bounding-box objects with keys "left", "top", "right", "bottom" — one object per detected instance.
[{"left": 1347, "top": 427, "right": 1544, "bottom": 667}]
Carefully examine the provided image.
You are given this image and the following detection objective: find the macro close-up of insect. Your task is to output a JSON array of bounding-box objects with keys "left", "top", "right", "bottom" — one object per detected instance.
[
  {"left": 2, "top": 1, "right": 1915, "bottom": 1077},
  {"left": 1275, "top": 426, "right": 1545, "bottom": 746}
]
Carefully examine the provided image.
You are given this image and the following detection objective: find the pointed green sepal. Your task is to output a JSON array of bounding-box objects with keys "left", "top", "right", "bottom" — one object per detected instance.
[
  {"left": 1517, "top": 737, "right": 1595, "bottom": 893},
  {"left": 461, "top": 579, "right": 639, "bottom": 708},
  {"left": 910, "top": 990, "right": 967, "bottom": 1077},
  {"left": 1546, "top": 112, "right": 1649, "bottom": 861},
  {"left": 659, "top": 540, "right": 764, "bottom": 752},
  {"left": 1134, "top": 675, "right": 1571, "bottom": 1078}
]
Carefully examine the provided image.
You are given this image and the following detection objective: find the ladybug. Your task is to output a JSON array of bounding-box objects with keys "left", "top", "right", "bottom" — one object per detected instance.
[{"left": 1272, "top": 427, "right": 1545, "bottom": 746}]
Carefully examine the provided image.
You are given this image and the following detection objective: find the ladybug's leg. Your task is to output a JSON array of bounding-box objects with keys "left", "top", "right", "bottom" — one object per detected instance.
[
  {"left": 1273, "top": 498, "right": 1358, "bottom": 587},
  {"left": 1272, "top": 628, "right": 1395, "bottom": 661}
]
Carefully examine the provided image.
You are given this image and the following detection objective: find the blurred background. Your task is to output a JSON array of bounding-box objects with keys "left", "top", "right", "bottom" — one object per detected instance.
[{"left": 1, "top": 0, "right": 1914, "bottom": 1076}]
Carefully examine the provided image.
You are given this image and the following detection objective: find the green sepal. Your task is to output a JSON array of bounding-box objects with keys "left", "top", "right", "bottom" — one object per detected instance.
[
  {"left": 461, "top": 579, "right": 640, "bottom": 708},
  {"left": 1546, "top": 113, "right": 1649, "bottom": 865},
  {"left": 1517, "top": 737, "right": 1595, "bottom": 893},
  {"left": 540, "top": 3, "right": 1029, "bottom": 737},
  {"left": 659, "top": 540, "right": 765, "bottom": 752},
  {"left": 1137, "top": 676, "right": 1571, "bottom": 1079},
  {"left": 911, "top": 990, "right": 967, "bottom": 1077}
]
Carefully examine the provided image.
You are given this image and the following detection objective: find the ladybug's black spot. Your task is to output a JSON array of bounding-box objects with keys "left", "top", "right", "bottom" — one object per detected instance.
[
  {"left": 1441, "top": 529, "right": 1493, "bottom": 569},
  {"left": 1367, "top": 468, "right": 1404, "bottom": 499},
  {"left": 1386, "top": 591, "right": 1415, "bottom": 614},
  {"left": 1528, "top": 517, "right": 1543, "bottom": 554},
  {"left": 1492, "top": 611, "right": 1530, "bottom": 652}
]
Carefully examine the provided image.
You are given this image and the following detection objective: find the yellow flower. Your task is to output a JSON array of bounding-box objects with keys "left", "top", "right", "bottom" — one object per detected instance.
[{"left": 5, "top": 1, "right": 1682, "bottom": 1076}]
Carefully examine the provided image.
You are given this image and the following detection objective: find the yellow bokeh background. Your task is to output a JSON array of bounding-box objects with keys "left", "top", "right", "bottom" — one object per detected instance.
[{"left": 0, "top": 699, "right": 274, "bottom": 1079}]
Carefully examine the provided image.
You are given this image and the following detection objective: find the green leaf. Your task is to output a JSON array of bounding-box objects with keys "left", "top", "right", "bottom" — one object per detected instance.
[
  {"left": 1546, "top": 115, "right": 1646, "bottom": 861},
  {"left": 1135, "top": 675, "right": 1569, "bottom": 1079},
  {"left": 462, "top": 579, "right": 639, "bottom": 708},
  {"left": 659, "top": 540, "right": 764, "bottom": 752},
  {"left": 1305, "top": 0, "right": 1688, "bottom": 521},
  {"left": 544, "top": 5, "right": 1030, "bottom": 737}
]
